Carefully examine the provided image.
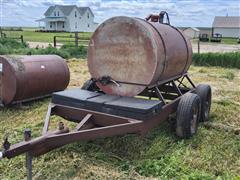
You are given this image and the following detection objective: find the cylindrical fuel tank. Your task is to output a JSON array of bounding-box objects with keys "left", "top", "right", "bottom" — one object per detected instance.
[
  {"left": 0, "top": 55, "right": 70, "bottom": 105},
  {"left": 88, "top": 16, "right": 192, "bottom": 97}
]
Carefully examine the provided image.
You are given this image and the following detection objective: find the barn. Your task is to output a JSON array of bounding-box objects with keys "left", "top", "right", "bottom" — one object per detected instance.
[{"left": 212, "top": 16, "right": 240, "bottom": 38}]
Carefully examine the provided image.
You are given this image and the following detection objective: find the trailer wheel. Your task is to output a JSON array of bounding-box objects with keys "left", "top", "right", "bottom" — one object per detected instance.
[
  {"left": 196, "top": 84, "right": 211, "bottom": 122},
  {"left": 81, "top": 79, "right": 99, "bottom": 91},
  {"left": 176, "top": 93, "right": 201, "bottom": 139}
]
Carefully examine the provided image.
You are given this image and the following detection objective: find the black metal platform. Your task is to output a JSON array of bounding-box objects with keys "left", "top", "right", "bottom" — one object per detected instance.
[{"left": 52, "top": 89, "right": 164, "bottom": 120}]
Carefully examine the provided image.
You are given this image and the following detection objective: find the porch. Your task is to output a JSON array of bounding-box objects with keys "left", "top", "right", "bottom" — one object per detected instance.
[{"left": 36, "top": 17, "right": 67, "bottom": 32}]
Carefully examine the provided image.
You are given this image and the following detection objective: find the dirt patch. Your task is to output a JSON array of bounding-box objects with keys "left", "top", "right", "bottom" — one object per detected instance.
[{"left": 27, "top": 41, "right": 62, "bottom": 49}]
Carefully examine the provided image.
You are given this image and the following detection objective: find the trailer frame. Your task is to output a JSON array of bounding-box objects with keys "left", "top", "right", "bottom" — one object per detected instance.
[{"left": 0, "top": 73, "right": 197, "bottom": 179}]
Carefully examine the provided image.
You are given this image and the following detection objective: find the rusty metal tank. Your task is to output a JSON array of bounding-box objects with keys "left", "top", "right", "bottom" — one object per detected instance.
[
  {"left": 88, "top": 12, "right": 192, "bottom": 97},
  {"left": 0, "top": 55, "right": 70, "bottom": 106}
]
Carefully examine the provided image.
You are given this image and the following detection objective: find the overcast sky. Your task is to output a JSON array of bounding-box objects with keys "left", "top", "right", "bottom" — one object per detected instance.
[{"left": 0, "top": 0, "right": 239, "bottom": 27}]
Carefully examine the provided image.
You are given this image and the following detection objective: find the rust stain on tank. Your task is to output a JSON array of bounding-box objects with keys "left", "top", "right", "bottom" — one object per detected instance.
[
  {"left": 88, "top": 16, "right": 192, "bottom": 97},
  {"left": 0, "top": 55, "right": 70, "bottom": 105}
]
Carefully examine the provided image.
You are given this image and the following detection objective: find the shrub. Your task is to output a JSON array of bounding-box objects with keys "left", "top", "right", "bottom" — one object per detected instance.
[
  {"left": 60, "top": 45, "right": 87, "bottom": 58},
  {"left": 0, "top": 44, "right": 10, "bottom": 54},
  {"left": 0, "top": 38, "right": 28, "bottom": 49}
]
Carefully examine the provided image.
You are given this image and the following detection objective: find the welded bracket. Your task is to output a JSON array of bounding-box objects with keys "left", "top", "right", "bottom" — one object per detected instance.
[{"left": 75, "top": 114, "right": 93, "bottom": 131}]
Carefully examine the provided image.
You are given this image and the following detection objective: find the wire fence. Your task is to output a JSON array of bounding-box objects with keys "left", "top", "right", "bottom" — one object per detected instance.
[{"left": 0, "top": 30, "right": 24, "bottom": 44}]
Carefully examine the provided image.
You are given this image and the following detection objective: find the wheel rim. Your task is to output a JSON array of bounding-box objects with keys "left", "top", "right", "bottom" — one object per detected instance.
[
  {"left": 204, "top": 93, "right": 211, "bottom": 120},
  {"left": 191, "top": 104, "right": 198, "bottom": 134},
  {"left": 204, "top": 100, "right": 210, "bottom": 119}
]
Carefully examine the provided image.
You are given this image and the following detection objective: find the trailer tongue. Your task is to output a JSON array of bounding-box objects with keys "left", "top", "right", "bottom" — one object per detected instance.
[{"left": 0, "top": 12, "right": 212, "bottom": 179}]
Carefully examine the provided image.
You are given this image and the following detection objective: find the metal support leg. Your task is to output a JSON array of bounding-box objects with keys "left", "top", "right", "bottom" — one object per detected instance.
[
  {"left": 172, "top": 80, "right": 182, "bottom": 96},
  {"left": 24, "top": 129, "right": 32, "bottom": 180},
  {"left": 155, "top": 87, "right": 166, "bottom": 104},
  {"left": 185, "top": 75, "right": 196, "bottom": 88}
]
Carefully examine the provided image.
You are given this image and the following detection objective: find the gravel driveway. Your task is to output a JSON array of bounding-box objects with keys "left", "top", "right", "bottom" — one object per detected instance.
[{"left": 192, "top": 42, "right": 240, "bottom": 53}]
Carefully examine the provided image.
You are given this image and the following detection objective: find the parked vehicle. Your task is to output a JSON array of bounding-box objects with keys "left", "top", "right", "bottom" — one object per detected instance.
[
  {"left": 211, "top": 33, "right": 222, "bottom": 42},
  {"left": 199, "top": 33, "right": 209, "bottom": 42}
]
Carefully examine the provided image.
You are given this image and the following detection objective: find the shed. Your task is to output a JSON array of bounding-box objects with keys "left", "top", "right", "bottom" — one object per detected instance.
[
  {"left": 183, "top": 27, "right": 200, "bottom": 39},
  {"left": 212, "top": 16, "right": 240, "bottom": 38}
]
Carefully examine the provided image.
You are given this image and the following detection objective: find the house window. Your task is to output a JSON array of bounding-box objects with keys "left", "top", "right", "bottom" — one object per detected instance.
[
  {"left": 62, "top": 22, "right": 65, "bottom": 28},
  {"left": 57, "top": 11, "right": 59, "bottom": 16},
  {"left": 50, "top": 22, "right": 52, "bottom": 28},
  {"left": 75, "top": 11, "right": 77, "bottom": 18},
  {"left": 75, "top": 22, "right": 77, "bottom": 28},
  {"left": 87, "top": 13, "right": 89, "bottom": 18},
  {"left": 88, "top": 24, "right": 90, "bottom": 28},
  {"left": 54, "top": 11, "right": 56, "bottom": 16}
]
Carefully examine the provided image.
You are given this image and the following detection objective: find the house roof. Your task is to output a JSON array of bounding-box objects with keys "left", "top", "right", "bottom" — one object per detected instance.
[
  {"left": 212, "top": 16, "right": 240, "bottom": 28},
  {"left": 36, "top": 17, "right": 66, "bottom": 22},
  {"left": 79, "top": 7, "right": 94, "bottom": 16},
  {"left": 190, "top": 27, "right": 200, "bottom": 31},
  {"left": 182, "top": 27, "right": 200, "bottom": 32},
  {"left": 44, "top": 5, "right": 94, "bottom": 17},
  {"left": 44, "top": 6, "right": 55, "bottom": 16}
]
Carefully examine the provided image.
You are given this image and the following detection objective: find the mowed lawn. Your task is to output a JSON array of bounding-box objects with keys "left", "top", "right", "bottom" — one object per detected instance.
[
  {"left": 0, "top": 60, "right": 239, "bottom": 179},
  {"left": 2, "top": 29, "right": 92, "bottom": 43}
]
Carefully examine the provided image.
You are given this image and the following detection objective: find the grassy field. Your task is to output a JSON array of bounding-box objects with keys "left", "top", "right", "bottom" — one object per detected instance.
[
  {"left": 0, "top": 60, "right": 239, "bottom": 179},
  {"left": 2, "top": 30, "right": 92, "bottom": 43},
  {"left": 221, "top": 38, "right": 240, "bottom": 45}
]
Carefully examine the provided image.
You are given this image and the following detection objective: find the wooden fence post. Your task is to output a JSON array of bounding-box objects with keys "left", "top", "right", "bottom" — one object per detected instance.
[
  {"left": 20, "top": 35, "right": 24, "bottom": 44},
  {"left": 53, "top": 36, "right": 56, "bottom": 48},
  {"left": 75, "top": 32, "right": 78, "bottom": 47},
  {"left": 198, "top": 40, "right": 200, "bottom": 54}
]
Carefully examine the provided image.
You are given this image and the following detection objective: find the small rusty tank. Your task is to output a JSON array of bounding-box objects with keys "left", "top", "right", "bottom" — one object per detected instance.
[
  {"left": 0, "top": 55, "right": 70, "bottom": 106},
  {"left": 88, "top": 12, "right": 192, "bottom": 97}
]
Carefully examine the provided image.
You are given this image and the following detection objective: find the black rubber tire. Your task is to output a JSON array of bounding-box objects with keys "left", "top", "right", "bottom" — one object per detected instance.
[
  {"left": 81, "top": 79, "right": 99, "bottom": 91},
  {"left": 176, "top": 93, "right": 201, "bottom": 139},
  {"left": 195, "top": 84, "right": 212, "bottom": 122}
]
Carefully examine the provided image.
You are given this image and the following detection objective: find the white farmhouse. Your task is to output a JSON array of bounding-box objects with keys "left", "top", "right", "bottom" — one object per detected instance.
[
  {"left": 37, "top": 5, "right": 98, "bottom": 32},
  {"left": 212, "top": 16, "right": 240, "bottom": 38}
]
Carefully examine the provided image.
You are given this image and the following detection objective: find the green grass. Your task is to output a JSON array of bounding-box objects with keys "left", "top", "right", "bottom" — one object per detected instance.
[
  {"left": 0, "top": 38, "right": 87, "bottom": 59},
  {"left": 0, "top": 63, "right": 240, "bottom": 179},
  {"left": 2, "top": 29, "right": 92, "bottom": 43},
  {"left": 193, "top": 52, "right": 240, "bottom": 69},
  {"left": 221, "top": 38, "right": 239, "bottom": 45}
]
